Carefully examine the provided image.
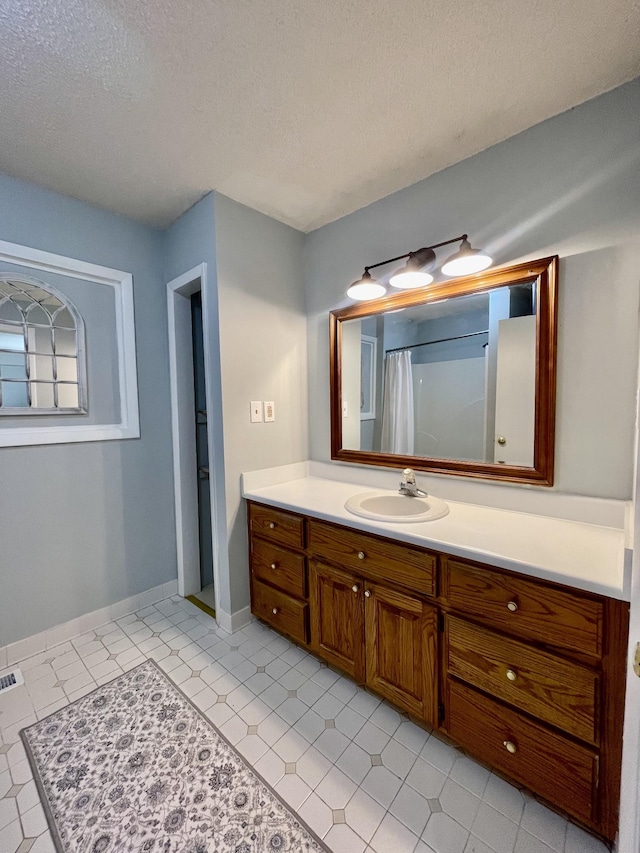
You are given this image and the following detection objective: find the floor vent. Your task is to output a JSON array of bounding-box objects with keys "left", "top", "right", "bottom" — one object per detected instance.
[{"left": 0, "top": 668, "right": 24, "bottom": 695}]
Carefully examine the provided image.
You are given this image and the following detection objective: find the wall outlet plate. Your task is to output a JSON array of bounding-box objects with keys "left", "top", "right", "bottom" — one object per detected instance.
[
  {"left": 264, "top": 401, "right": 275, "bottom": 422},
  {"left": 250, "top": 401, "right": 263, "bottom": 423}
]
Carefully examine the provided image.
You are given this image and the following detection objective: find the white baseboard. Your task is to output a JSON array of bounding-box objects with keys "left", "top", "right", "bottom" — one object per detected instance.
[
  {"left": 0, "top": 578, "right": 178, "bottom": 668},
  {"left": 216, "top": 605, "right": 252, "bottom": 635}
]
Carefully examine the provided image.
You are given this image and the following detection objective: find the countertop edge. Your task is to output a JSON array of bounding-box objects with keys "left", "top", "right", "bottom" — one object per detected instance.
[{"left": 243, "top": 480, "right": 630, "bottom": 602}]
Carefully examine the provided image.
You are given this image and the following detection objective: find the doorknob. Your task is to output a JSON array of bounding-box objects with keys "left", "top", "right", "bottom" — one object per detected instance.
[{"left": 352, "top": 584, "right": 359, "bottom": 593}]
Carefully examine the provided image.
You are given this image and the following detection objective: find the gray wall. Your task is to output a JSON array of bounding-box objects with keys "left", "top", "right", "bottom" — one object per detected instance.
[
  {"left": 0, "top": 174, "right": 177, "bottom": 646},
  {"left": 214, "top": 194, "right": 307, "bottom": 614},
  {"left": 305, "top": 78, "right": 640, "bottom": 500}
]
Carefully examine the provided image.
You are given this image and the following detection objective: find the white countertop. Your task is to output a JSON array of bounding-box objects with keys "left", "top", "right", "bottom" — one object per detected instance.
[{"left": 242, "top": 469, "right": 631, "bottom": 601}]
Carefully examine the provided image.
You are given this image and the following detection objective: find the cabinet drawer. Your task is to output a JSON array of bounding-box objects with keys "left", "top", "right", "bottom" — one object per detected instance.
[
  {"left": 443, "top": 558, "right": 603, "bottom": 659},
  {"left": 249, "top": 503, "right": 305, "bottom": 550},
  {"left": 252, "top": 578, "right": 308, "bottom": 645},
  {"left": 446, "top": 616, "right": 599, "bottom": 744},
  {"left": 251, "top": 537, "right": 306, "bottom": 598},
  {"left": 446, "top": 679, "right": 597, "bottom": 826},
  {"left": 308, "top": 520, "right": 436, "bottom": 597}
]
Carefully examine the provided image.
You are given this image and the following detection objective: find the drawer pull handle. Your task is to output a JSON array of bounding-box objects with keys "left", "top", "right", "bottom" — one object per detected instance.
[
  {"left": 507, "top": 600, "right": 518, "bottom": 612},
  {"left": 364, "top": 589, "right": 371, "bottom": 598},
  {"left": 270, "top": 563, "right": 277, "bottom": 570},
  {"left": 272, "top": 607, "right": 279, "bottom": 615},
  {"left": 503, "top": 740, "right": 517, "bottom": 754},
  {"left": 352, "top": 584, "right": 359, "bottom": 593},
  {"left": 506, "top": 669, "right": 517, "bottom": 682},
  {"left": 269, "top": 522, "right": 276, "bottom": 529},
  {"left": 357, "top": 551, "right": 366, "bottom": 560}
]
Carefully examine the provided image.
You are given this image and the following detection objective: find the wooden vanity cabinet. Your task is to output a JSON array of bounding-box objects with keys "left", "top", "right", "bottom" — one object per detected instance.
[
  {"left": 308, "top": 560, "right": 365, "bottom": 681},
  {"left": 364, "top": 581, "right": 437, "bottom": 721},
  {"left": 441, "top": 555, "right": 628, "bottom": 841},
  {"left": 247, "top": 500, "right": 628, "bottom": 842},
  {"left": 444, "top": 614, "right": 600, "bottom": 744},
  {"left": 307, "top": 519, "right": 436, "bottom": 596},
  {"left": 443, "top": 557, "right": 604, "bottom": 659},
  {"left": 308, "top": 518, "right": 438, "bottom": 723},
  {"left": 446, "top": 679, "right": 599, "bottom": 823},
  {"left": 248, "top": 503, "right": 310, "bottom": 645},
  {"left": 308, "top": 558, "right": 437, "bottom": 720}
]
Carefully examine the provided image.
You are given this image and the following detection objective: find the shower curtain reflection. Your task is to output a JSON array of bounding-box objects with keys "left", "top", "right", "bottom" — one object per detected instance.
[{"left": 381, "top": 350, "right": 415, "bottom": 454}]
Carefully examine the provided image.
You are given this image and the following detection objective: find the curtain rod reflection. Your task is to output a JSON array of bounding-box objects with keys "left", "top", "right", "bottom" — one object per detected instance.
[{"left": 385, "top": 329, "right": 489, "bottom": 355}]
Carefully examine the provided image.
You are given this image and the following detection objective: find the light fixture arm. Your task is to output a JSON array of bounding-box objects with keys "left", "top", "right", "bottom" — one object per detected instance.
[{"left": 363, "top": 234, "right": 467, "bottom": 274}]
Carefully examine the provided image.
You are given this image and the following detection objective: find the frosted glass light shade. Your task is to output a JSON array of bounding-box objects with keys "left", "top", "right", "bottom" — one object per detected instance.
[
  {"left": 441, "top": 239, "right": 492, "bottom": 277},
  {"left": 389, "top": 269, "right": 434, "bottom": 289},
  {"left": 346, "top": 271, "right": 386, "bottom": 301}
]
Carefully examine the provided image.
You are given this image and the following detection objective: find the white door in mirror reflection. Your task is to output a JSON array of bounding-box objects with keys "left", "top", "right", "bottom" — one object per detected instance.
[{"left": 494, "top": 316, "right": 536, "bottom": 466}]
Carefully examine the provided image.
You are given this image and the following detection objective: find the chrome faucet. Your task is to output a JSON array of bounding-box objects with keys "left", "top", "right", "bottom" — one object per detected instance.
[{"left": 399, "top": 468, "right": 428, "bottom": 498}]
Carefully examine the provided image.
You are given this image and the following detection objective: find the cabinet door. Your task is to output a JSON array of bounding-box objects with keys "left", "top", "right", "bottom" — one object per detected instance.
[
  {"left": 309, "top": 560, "right": 365, "bottom": 681},
  {"left": 365, "top": 583, "right": 437, "bottom": 724}
]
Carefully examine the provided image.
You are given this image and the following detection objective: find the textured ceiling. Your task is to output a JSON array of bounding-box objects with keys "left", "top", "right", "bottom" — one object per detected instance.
[{"left": 0, "top": 0, "right": 639, "bottom": 232}]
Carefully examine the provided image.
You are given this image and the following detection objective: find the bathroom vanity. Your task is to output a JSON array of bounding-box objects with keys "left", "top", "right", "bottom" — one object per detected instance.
[{"left": 244, "top": 469, "right": 630, "bottom": 843}]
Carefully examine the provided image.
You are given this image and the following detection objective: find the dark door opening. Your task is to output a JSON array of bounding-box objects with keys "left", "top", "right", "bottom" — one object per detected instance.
[{"left": 188, "top": 290, "right": 215, "bottom": 615}]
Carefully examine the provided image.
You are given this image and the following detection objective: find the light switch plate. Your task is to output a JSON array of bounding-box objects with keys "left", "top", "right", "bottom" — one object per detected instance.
[
  {"left": 264, "top": 401, "right": 275, "bottom": 422},
  {"left": 250, "top": 401, "right": 263, "bottom": 423}
]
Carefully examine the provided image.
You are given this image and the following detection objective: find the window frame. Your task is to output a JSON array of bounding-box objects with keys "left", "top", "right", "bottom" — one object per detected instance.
[{"left": 0, "top": 240, "right": 140, "bottom": 447}]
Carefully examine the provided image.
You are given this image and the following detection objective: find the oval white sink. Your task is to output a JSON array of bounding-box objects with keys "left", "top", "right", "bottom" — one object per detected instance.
[{"left": 344, "top": 491, "right": 449, "bottom": 523}]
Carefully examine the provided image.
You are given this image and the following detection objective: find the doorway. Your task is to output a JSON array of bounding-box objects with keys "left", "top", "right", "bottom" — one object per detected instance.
[
  {"left": 167, "top": 263, "right": 221, "bottom": 619},
  {"left": 190, "top": 291, "right": 215, "bottom": 614}
]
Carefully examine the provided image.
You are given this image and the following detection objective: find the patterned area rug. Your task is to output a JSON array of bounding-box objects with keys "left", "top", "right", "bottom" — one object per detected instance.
[{"left": 21, "top": 659, "right": 329, "bottom": 853}]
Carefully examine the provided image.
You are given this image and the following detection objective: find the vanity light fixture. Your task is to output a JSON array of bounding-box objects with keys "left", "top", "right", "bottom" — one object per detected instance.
[
  {"left": 345, "top": 270, "right": 387, "bottom": 301},
  {"left": 440, "top": 236, "right": 492, "bottom": 277},
  {"left": 389, "top": 247, "right": 436, "bottom": 290},
  {"left": 347, "top": 234, "right": 492, "bottom": 301}
]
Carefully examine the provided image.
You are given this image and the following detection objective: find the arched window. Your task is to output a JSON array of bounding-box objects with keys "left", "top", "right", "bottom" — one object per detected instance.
[{"left": 0, "top": 274, "right": 87, "bottom": 414}]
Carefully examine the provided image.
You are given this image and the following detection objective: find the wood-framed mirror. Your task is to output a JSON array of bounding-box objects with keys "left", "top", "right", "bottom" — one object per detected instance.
[{"left": 330, "top": 256, "right": 558, "bottom": 485}]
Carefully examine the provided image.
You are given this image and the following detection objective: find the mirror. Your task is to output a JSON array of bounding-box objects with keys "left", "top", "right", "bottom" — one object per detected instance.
[
  {"left": 0, "top": 275, "right": 87, "bottom": 414},
  {"left": 330, "top": 256, "right": 558, "bottom": 485}
]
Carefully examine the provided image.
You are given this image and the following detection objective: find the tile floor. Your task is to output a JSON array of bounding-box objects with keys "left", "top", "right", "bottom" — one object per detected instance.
[{"left": 0, "top": 595, "right": 610, "bottom": 853}]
